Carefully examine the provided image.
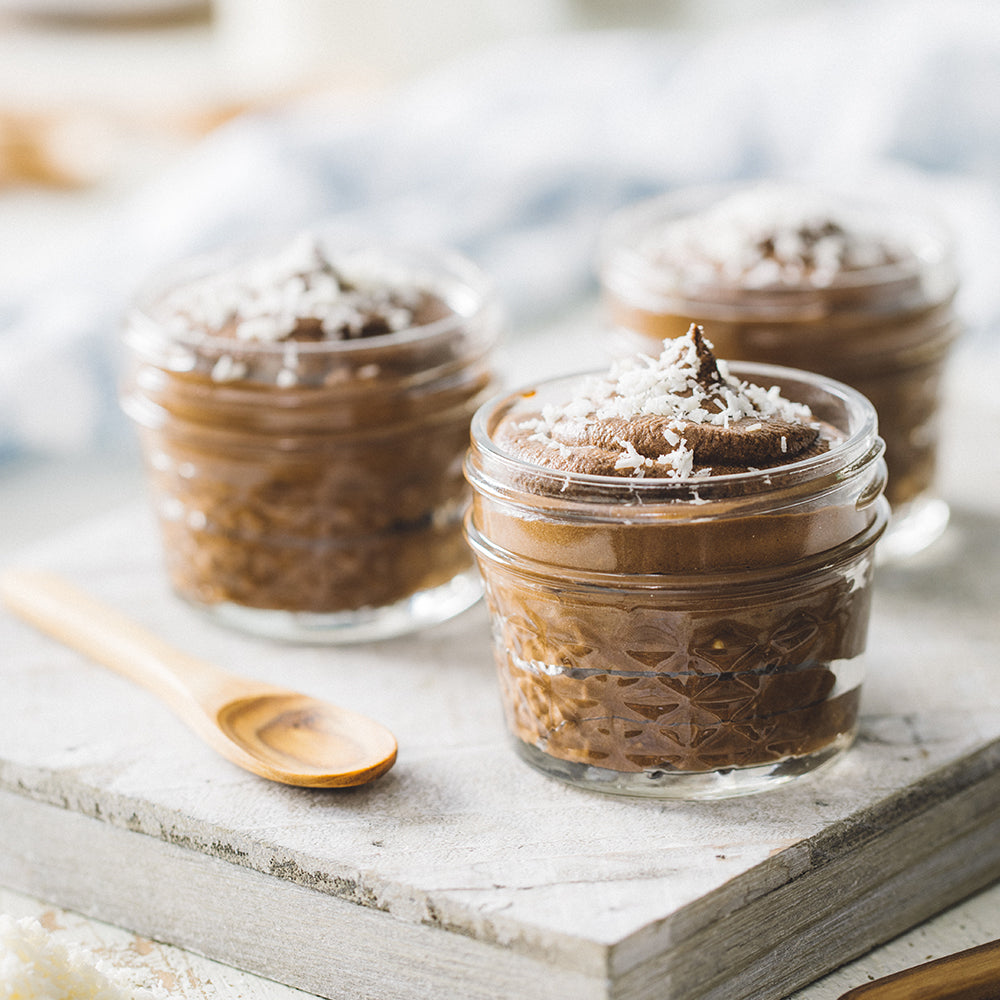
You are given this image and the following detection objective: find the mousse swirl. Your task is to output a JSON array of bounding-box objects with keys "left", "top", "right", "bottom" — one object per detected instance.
[{"left": 495, "top": 325, "right": 832, "bottom": 478}]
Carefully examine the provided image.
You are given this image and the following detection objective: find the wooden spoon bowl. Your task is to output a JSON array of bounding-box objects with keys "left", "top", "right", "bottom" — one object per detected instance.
[{"left": 215, "top": 691, "right": 398, "bottom": 786}]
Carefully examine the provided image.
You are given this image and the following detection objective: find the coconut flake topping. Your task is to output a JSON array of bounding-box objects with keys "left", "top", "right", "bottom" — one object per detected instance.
[
  {"left": 530, "top": 325, "right": 810, "bottom": 436},
  {"left": 161, "top": 233, "right": 423, "bottom": 344},
  {"left": 516, "top": 325, "right": 820, "bottom": 479},
  {"left": 640, "top": 183, "right": 903, "bottom": 289}
]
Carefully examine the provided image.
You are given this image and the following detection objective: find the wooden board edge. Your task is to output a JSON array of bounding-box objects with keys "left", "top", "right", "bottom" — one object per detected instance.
[
  {"left": 0, "top": 789, "right": 612, "bottom": 1000},
  {"left": 610, "top": 739, "right": 1000, "bottom": 1000}
]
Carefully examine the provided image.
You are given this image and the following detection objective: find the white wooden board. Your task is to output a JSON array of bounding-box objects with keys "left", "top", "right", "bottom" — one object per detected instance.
[{"left": 0, "top": 334, "right": 998, "bottom": 1000}]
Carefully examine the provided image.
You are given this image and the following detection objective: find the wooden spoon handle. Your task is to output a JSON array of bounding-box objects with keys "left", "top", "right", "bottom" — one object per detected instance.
[
  {"left": 838, "top": 938, "right": 1000, "bottom": 999},
  {"left": 0, "top": 569, "right": 229, "bottom": 714}
]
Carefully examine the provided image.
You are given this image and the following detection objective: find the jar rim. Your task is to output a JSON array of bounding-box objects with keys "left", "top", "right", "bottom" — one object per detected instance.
[
  {"left": 126, "top": 237, "right": 501, "bottom": 357},
  {"left": 468, "top": 359, "right": 883, "bottom": 508}
]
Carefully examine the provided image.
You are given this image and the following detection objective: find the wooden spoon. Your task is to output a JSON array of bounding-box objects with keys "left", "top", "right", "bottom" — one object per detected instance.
[
  {"left": 838, "top": 937, "right": 1000, "bottom": 999},
  {"left": 0, "top": 569, "right": 397, "bottom": 788}
]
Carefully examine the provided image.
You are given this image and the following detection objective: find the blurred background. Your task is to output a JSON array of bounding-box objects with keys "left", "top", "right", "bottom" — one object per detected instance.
[
  {"left": 0, "top": 0, "right": 997, "bottom": 501},
  {"left": 0, "top": 0, "right": 837, "bottom": 313}
]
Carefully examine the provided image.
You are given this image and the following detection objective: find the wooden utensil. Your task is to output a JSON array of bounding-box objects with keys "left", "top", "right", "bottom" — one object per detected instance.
[
  {"left": 0, "top": 569, "right": 397, "bottom": 788},
  {"left": 838, "top": 937, "right": 1000, "bottom": 999}
]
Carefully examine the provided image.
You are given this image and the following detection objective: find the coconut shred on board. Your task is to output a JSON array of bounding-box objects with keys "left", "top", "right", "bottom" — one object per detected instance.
[
  {"left": 637, "top": 184, "right": 906, "bottom": 289},
  {"left": 0, "top": 915, "right": 164, "bottom": 1000}
]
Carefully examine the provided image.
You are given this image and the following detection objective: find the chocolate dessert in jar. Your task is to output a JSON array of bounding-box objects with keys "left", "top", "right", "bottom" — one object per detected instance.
[
  {"left": 121, "top": 234, "right": 500, "bottom": 642},
  {"left": 465, "top": 326, "right": 887, "bottom": 798},
  {"left": 599, "top": 182, "right": 960, "bottom": 560}
]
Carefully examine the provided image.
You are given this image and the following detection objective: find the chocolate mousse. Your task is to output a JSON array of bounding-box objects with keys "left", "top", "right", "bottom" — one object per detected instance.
[
  {"left": 122, "top": 236, "right": 499, "bottom": 638},
  {"left": 465, "top": 326, "right": 888, "bottom": 794},
  {"left": 495, "top": 325, "right": 830, "bottom": 479},
  {"left": 600, "top": 183, "right": 960, "bottom": 527}
]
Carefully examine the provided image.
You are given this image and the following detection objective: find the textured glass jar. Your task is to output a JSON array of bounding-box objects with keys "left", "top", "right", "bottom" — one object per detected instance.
[
  {"left": 599, "top": 184, "right": 959, "bottom": 559},
  {"left": 465, "top": 363, "right": 888, "bottom": 799},
  {"left": 122, "top": 241, "right": 501, "bottom": 642}
]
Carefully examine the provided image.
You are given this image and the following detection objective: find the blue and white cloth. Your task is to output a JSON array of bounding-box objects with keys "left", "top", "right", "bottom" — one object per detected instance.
[{"left": 1, "top": 0, "right": 998, "bottom": 460}]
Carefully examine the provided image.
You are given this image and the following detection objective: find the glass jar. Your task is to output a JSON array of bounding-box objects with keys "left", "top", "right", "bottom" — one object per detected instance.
[
  {"left": 121, "top": 239, "right": 501, "bottom": 642},
  {"left": 599, "top": 183, "right": 960, "bottom": 560},
  {"left": 464, "top": 362, "right": 888, "bottom": 798}
]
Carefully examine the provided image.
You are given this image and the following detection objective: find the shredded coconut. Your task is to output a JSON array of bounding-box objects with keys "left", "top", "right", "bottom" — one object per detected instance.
[
  {"left": 0, "top": 915, "right": 164, "bottom": 1000},
  {"left": 162, "top": 233, "right": 422, "bottom": 346},
  {"left": 640, "top": 184, "right": 903, "bottom": 289},
  {"left": 653, "top": 442, "right": 696, "bottom": 478},
  {"left": 209, "top": 354, "right": 247, "bottom": 382},
  {"left": 613, "top": 439, "right": 649, "bottom": 473},
  {"left": 534, "top": 327, "right": 810, "bottom": 438},
  {"left": 524, "top": 325, "right": 815, "bottom": 479}
]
